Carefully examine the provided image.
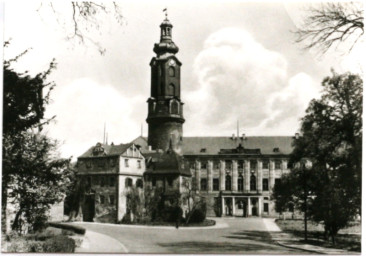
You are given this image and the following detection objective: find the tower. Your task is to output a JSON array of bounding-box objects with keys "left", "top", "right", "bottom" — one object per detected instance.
[{"left": 146, "top": 16, "right": 185, "bottom": 153}]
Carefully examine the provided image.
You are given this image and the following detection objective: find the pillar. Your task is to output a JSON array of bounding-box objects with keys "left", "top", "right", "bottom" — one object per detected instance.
[
  {"left": 221, "top": 196, "right": 225, "bottom": 216},
  {"left": 232, "top": 160, "right": 238, "bottom": 191},
  {"left": 232, "top": 197, "right": 236, "bottom": 216},
  {"left": 257, "top": 160, "right": 263, "bottom": 193},
  {"left": 195, "top": 160, "right": 201, "bottom": 191},
  {"left": 258, "top": 197, "right": 262, "bottom": 217},
  {"left": 269, "top": 160, "right": 275, "bottom": 190},
  {"left": 208, "top": 160, "right": 213, "bottom": 192},
  {"left": 248, "top": 197, "right": 252, "bottom": 216},
  {"left": 244, "top": 160, "right": 250, "bottom": 192},
  {"left": 220, "top": 160, "right": 225, "bottom": 191}
]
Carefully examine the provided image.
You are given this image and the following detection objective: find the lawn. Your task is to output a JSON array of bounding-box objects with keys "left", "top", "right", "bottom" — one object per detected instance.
[{"left": 276, "top": 219, "right": 361, "bottom": 252}]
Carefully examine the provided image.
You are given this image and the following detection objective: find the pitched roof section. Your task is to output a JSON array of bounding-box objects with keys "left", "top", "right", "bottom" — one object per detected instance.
[
  {"left": 78, "top": 143, "right": 133, "bottom": 158},
  {"left": 145, "top": 150, "right": 191, "bottom": 176},
  {"left": 132, "top": 136, "right": 294, "bottom": 155}
]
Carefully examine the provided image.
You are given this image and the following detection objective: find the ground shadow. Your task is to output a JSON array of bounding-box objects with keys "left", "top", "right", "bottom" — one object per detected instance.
[
  {"left": 158, "top": 241, "right": 285, "bottom": 254},
  {"left": 225, "top": 231, "right": 273, "bottom": 243}
]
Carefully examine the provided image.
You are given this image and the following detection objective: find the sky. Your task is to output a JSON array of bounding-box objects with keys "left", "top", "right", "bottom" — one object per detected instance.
[{"left": 2, "top": 0, "right": 364, "bottom": 160}]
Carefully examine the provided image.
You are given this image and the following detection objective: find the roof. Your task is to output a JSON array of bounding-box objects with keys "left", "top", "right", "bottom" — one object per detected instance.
[
  {"left": 145, "top": 148, "right": 191, "bottom": 176},
  {"left": 132, "top": 136, "right": 295, "bottom": 155},
  {"left": 78, "top": 143, "right": 133, "bottom": 158}
]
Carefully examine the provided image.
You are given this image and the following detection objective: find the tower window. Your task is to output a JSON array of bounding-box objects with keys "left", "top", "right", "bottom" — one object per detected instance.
[
  {"left": 171, "top": 101, "right": 179, "bottom": 114},
  {"left": 169, "top": 66, "right": 175, "bottom": 77},
  {"left": 169, "top": 83, "right": 175, "bottom": 96}
]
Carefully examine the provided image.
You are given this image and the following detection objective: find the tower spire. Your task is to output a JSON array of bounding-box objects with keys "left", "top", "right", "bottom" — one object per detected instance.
[{"left": 163, "top": 7, "right": 168, "bottom": 19}]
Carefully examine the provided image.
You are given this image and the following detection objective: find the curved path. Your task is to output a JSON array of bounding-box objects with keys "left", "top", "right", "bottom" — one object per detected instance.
[{"left": 73, "top": 217, "right": 309, "bottom": 254}]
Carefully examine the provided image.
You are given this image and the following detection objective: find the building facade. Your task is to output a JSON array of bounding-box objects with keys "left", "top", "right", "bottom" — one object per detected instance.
[
  {"left": 76, "top": 142, "right": 145, "bottom": 222},
  {"left": 76, "top": 16, "right": 296, "bottom": 222}
]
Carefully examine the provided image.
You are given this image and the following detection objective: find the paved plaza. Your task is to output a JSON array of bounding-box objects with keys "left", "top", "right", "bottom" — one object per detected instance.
[{"left": 74, "top": 218, "right": 310, "bottom": 254}]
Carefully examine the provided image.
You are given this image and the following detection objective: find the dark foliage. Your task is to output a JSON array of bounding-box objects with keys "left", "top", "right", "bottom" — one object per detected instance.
[
  {"left": 188, "top": 201, "right": 207, "bottom": 224},
  {"left": 43, "top": 235, "right": 76, "bottom": 253},
  {"left": 274, "top": 71, "right": 362, "bottom": 244},
  {"left": 2, "top": 43, "right": 73, "bottom": 233}
]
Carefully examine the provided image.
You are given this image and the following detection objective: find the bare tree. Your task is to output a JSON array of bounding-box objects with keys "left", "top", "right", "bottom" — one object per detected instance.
[
  {"left": 36, "top": 2, "right": 125, "bottom": 54},
  {"left": 294, "top": 2, "right": 364, "bottom": 54}
]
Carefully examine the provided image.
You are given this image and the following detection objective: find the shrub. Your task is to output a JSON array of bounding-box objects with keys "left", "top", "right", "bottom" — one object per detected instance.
[
  {"left": 26, "top": 241, "right": 44, "bottom": 252},
  {"left": 8, "top": 239, "right": 44, "bottom": 253},
  {"left": 188, "top": 202, "right": 207, "bottom": 223},
  {"left": 43, "top": 235, "right": 75, "bottom": 253}
]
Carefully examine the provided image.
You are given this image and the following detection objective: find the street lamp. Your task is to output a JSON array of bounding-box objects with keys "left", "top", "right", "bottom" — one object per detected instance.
[{"left": 302, "top": 159, "right": 312, "bottom": 242}]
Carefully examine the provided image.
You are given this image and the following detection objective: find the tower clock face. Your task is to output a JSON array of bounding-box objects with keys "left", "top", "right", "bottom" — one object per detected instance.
[{"left": 168, "top": 59, "right": 176, "bottom": 66}]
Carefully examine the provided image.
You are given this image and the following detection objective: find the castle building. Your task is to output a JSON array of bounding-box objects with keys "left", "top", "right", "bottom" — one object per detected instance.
[
  {"left": 76, "top": 16, "right": 296, "bottom": 222},
  {"left": 76, "top": 142, "right": 145, "bottom": 222}
]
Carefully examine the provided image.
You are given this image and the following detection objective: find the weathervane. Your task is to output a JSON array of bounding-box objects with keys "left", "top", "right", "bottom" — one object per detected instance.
[{"left": 163, "top": 7, "right": 168, "bottom": 19}]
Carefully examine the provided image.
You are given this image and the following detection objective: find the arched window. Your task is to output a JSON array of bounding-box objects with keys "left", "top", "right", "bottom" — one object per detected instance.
[
  {"left": 250, "top": 175, "right": 256, "bottom": 191},
  {"left": 168, "top": 66, "right": 175, "bottom": 77},
  {"left": 169, "top": 83, "right": 175, "bottom": 96},
  {"left": 136, "top": 179, "right": 143, "bottom": 188},
  {"left": 125, "top": 178, "right": 133, "bottom": 188},
  {"left": 238, "top": 175, "right": 244, "bottom": 191},
  {"left": 171, "top": 101, "right": 179, "bottom": 114},
  {"left": 225, "top": 175, "right": 232, "bottom": 191}
]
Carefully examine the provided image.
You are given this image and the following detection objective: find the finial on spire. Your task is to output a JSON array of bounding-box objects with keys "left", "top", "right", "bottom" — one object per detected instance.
[{"left": 163, "top": 7, "right": 168, "bottom": 19}]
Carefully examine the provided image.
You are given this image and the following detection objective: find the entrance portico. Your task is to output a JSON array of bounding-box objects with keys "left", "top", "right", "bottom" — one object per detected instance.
[{"left": 221, "top": 193, "right": 263, "bottom": 217}]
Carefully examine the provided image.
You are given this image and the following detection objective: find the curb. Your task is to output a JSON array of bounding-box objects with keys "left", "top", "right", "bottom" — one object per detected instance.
[{"left": 72, "top": 218, "right": 228, "bottom": 230}]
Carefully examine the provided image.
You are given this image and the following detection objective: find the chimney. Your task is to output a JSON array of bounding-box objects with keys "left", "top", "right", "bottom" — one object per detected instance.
[
  {"left": 242, "top": 133, "right": 246, "bottom": 140},
  {"left": 295, "top": 133, "right": 299, "bottom": 139},
  {"left": 232, "top": 134, "right": 235, "bottom": 140}
]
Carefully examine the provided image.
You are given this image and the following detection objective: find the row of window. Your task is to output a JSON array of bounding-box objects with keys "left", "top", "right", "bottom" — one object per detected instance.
[
  {"left": 87, "top": 176, "right": 116, "bottom": 187},
  {"left": 85, "top": 158, "right": 117, "bottom": 168},
  {"left": 192, "top": 160, "right": 287, "bottom": 170},
  {"left": 124, "top": 159, "right": 142, "bottom": 168},
  {"left": 199, "top": 176, "right": 281, "bottom": 191},
  {"left": 85, "top": 176, "right": 144, "bottom": 188}
]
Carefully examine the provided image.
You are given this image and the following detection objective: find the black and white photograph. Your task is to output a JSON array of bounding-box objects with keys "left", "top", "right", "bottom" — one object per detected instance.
[{"left": 1, "top": 0, "right": 363, "bottom": 254}]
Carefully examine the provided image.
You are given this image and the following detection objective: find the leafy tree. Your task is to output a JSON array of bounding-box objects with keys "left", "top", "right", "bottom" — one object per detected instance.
[
  {"left": 289, "top": 70, "right": 362, "bottom": 244},
  {"left": 181, "top": 178, "right": 206, "bottom": 224},
  {"left": 2, "top": 44, "right": 72, "bottom": 233},
  {"left": 294, "top": 2, "right": 364, "bottom": 54}
]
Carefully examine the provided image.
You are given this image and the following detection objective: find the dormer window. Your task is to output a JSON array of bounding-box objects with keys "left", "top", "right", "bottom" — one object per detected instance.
[
  {"left": 273, "top": 147, "right": 280, "bottom": 153},
  {"left": 200, "top": 148, "right": 206, "bottom": 153}
]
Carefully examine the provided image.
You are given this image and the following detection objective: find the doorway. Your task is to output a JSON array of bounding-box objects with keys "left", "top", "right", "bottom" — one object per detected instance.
[{"left": 251, "top": 198, "right": 258, "bottom": 216}]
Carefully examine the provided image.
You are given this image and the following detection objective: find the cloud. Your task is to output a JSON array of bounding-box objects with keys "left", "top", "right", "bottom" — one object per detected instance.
[
  {"left": 45, "top": 78, "right": 144, "bottom": 158},
  {"left": 184, "top": 28, "right": 321, "bottom": 136}
]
